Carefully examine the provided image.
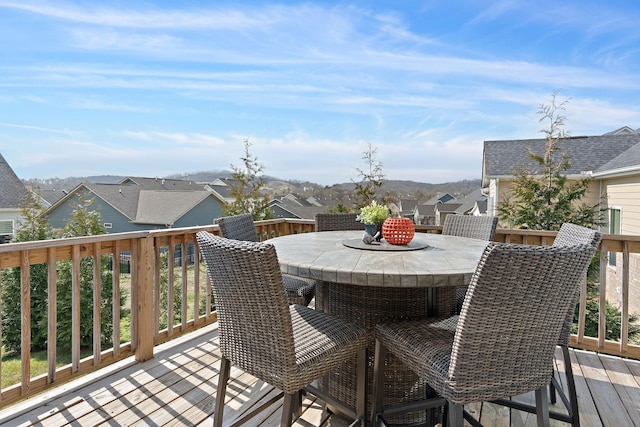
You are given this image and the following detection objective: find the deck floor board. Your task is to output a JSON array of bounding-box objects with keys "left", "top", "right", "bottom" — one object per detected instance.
[{"left": 1, "top": 323, "right": 639, "bottom": 427}]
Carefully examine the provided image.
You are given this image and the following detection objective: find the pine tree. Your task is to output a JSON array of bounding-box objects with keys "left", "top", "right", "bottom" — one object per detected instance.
[
  {"left": 353, "top": 143, "right": 386, "bottom": 208},
  {"left": 55, "top": 193, "right": 124, "bottom": 350},
  {"left": 223, "top": 139, "right": 272, "bottom": 220},
  {"left": 498, "top": 93, "right": 604, "bottom": 230},
  {"left": 1, "top": 191, "right": 52, "bottom": 352}
]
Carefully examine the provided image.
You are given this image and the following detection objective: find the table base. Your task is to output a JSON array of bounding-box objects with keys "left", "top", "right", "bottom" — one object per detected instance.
[{"left": 317, "top": 281, "right": 445, "bottom": 425}]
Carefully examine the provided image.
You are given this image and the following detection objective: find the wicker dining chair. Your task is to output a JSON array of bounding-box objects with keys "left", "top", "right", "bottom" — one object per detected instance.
[
  {"left": 492, "top": 222, "right": 601, "bottom": 426},
  {"left": 315, "top": 212, "right": 363, "bottom": 232},
  {"left": 440, "top": 214, "right": 498, "bottom": 316},
  {"left": 371, "top": 242, "right": 597, "bottom": 427},
  {"left": 196, "top": 232, "right": 370, "bottom": 427},
  {"left": 314, "top": 212, "right": 364, "bottom": 312},
  {"left": 216, "top": 213, "right": 316, "bottom": 306}
]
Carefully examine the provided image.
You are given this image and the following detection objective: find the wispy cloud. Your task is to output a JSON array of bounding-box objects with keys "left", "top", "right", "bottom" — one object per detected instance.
[
  {"left": 1, "top": 1, "right": 639, "bottom": 184},
  {"left": 0, "top": 121, "right": 77, "bottom": 134}
]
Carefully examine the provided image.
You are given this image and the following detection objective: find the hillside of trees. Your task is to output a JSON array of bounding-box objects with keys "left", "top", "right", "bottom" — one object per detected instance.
[{"left": 23, "top": 171, "right": 481, "bottom": 202}]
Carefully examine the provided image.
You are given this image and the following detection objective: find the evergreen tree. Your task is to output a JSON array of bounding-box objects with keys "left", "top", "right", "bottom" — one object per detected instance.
[
  {"left": 55, "top": 193, "right": 124, "bottom": 350},
  {"left": 353, "top": 143, "right": 386, "bottom": 208},
  {"left": 223, "top": 139, "right": 272, "bottom": 220},
  {"left": 498, "top": 93, "right": 604, "bottom": 230},
  {"left": 500, "top": 93, "right": 623, "bottom": 341},
  {"left": 1, "top": 191, "right": 52, "bottom": 352}
]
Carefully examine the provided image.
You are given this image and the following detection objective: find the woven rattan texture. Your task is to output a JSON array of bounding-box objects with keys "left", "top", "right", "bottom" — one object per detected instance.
[
  {"left": 217, "top": 213, "right": 315, "bottom": 305},
  {"left": 315, "top": 212, "right": 363, "bottom": 232},
  {"left": 196, "top": 232, "right": 370, "bottom": 395},
  {"left": 376, "top": 242, "right": 596, "bottom": 405},
  {"left": 318, "top": 282, "right": 436, "bottom": 424},
  {"left": 441, "top": 215, "right": 499, "bottom": 316},
  {"left": 314, "top": 212, "right": 364, "bottom": 312},
  {"left": 552, "top": 223, "right": 602, "bottom": 346}
]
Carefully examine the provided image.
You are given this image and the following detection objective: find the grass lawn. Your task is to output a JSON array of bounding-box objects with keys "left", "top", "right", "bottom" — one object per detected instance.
[{"left": 1, "top": 263, "right": 208, "bottom": 390}]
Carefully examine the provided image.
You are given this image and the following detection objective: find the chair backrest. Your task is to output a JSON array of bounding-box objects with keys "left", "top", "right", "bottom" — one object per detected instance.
[
  {"left": 216, "top": 213, "right": 259, "bottom": 242},
  {"left": 553, "top": 222, "right": 602, "bottom": 249},
  {"left": 449, "top": 242, "right": 596, "bottom": 401},
  {"left": 196, "top": 231, "right": 298, "bottom": 382},
  {"left": 441, "top": 215, "right": 498, "bottom": 241},
  {"left": 315, "top": 212, "right": 362, "bottom": 232},
  {"left": 552, "top": 222, "right": 602, "bottom": 346}
]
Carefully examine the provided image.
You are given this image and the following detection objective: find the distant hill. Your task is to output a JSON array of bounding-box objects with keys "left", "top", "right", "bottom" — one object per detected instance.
[
  {"left": 24, "top": 175, "right": 125, "bottom": 192},
  {"left": 23, "top": 170, "right": 481, "bottom": 201}
]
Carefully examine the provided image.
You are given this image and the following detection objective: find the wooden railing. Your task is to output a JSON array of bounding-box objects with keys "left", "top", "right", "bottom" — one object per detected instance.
[{"left": 0, "top": 218, "right": 637, "bottom": 408}]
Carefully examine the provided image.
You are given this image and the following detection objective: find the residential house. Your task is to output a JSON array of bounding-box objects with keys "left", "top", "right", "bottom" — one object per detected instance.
[
  {"left": 449, "top": 188, "right": 489, "bottom": 216},
  {"left": 46, "top": 178, "right": 227, "bottom": 234},
  {"left": 398, "top": 199, "right": 419, "bottom": 223},
  {"left": 0, "top": 153, "right": 30, "bottom": 242},
  {"left": 434, "top": 201, "right": 463, "bottom": 226},
  {"left": 482, "top": 127, "right": 640, "bottom": 315},
  {"left": 417, "top": 193, "right": 456, "bottom": 225},
  {"left": 269, "top": 193, "right": 334, "bottom": 219},
  {"left": 203, "top": 178, "right": 238, "bottom": 204}
]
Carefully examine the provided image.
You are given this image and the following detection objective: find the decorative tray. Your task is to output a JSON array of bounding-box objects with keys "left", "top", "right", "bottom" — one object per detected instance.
[{"left": 341, "top": 238, "right": 430, "bottom": 251}]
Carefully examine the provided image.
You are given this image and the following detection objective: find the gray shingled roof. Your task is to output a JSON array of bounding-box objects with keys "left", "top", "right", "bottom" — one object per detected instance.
[
  {"left": 269, "top": 198, "right": 332, "bottom": 220},
  {"left": 133, "top": 191, "right": 213, "bottom": 225},
  {"left": 83, "top": 183, "right": 142, "bottom": 220},
  {"left": 595, "top": 141, "right": 640, "bottom": 174},
  {"left": 0, "top": 153, "right": 29, "bottom": 209},
  {"left": 119, "top": 177, "right": 205, "bottom": 191},
  {"left": 436, "top": 202, "right": 463, "bottom": 213},
  {"left": 483, "top": 133, "right": 640, "bottom": 183},
  {"left": 453, "top": 188, "right": 486, "bottom": 214}
]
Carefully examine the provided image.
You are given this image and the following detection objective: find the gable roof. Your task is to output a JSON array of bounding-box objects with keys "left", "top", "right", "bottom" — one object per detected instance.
[
  {"left": 84, "top": 183, "right": 142, "bottom": 220},
  {"left": 435, "top": 202, "right": 463, "bottom": 213},
  {"left": 593, "top": 141, "right": 640, "bottom": 177},
  {"left": 0, "top": 153, "right": 29, "bottom": 209},
  {"left": 423, "top": 193, "right": 455, "bottom": 205},
  {"left": 203, "top": 178, "right": 239, "bottom": 201},
  {"left": 604, "top": 126, "right": 640, "bottom": 135},
  {"left": 119, "top": 176, "right": 204, "bottom": 191},
  {"left": 269, "top": 198, "right": 334, "bottom": 219},
  {"left": 47, "top": 178, "right": 226, "bottom": 226},
  {"left": 399, "top": 199, "right": 418, "bottom": 216},
  {"left": 452, "top": 188, "right": 487, "bottom": 214},
  {"left": 482, "top": 133, "right": 640, "bottom": 186},
  {"left": 133, "top": 191, "right": 214, "bottom": 225}
]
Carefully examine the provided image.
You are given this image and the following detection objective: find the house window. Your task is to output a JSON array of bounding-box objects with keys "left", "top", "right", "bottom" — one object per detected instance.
[
  {"left": 0, "top": 220, "right": 13, "bottom": 235},
  {"left": 608, "top": 208, "right": 621, "bottom": 267},
  {"left": 104, "top": 223, "right": 113, "bottom": 229}
]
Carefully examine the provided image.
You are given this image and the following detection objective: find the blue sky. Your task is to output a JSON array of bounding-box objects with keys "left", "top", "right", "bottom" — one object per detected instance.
[{"left": 1, "top": 1, "right": 639, "bottom": 186}]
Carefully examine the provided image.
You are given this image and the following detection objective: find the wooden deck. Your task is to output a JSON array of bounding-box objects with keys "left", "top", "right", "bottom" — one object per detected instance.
[{"left": 1, "top": 323, "right": 640, "bottom": 427}]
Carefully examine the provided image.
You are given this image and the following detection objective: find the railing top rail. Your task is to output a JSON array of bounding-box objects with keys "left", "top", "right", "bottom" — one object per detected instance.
[{"left": 0, "top": 230, "right": 152, "bottom": 253}]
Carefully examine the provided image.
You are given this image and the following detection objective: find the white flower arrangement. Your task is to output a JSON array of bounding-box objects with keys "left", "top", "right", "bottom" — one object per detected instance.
[{"left": 356, "top": 201, "right": 390, "bottom": 225}]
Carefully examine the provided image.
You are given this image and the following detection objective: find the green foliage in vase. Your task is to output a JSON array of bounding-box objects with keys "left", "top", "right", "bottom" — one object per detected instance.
[{"left": 356, "top": 200, "right": 390, "bottom": 225}]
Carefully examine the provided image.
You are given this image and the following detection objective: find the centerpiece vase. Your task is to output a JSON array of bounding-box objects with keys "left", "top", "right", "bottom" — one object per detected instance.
[
  {"left": 364, "top": 224, "right": 383, "bottom": 241},
  {"left": 381, "top": 217, "right": 415, "bottom": 245}
]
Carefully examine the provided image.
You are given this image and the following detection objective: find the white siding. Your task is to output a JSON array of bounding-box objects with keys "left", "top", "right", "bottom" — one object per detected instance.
[{"left": 602, "top": 175, "right": 640, "bottom": 235}]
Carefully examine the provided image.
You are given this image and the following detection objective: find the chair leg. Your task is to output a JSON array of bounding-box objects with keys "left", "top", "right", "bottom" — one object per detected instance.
[
  {"left": 292, "top": 390, "right": 303, "bottom": 418},
  {"left": 213, "top": 356, "right": 231, "bottom": 427},
  {"left": 371, "top": 339, "right": 388, "bottom": 426},
  {"left": 281, "top": 393, "right": 296, "bottom": 427},
  {"left": 448, "top": 402, "right": 464, "bottom": 427},
  {"left": 561, "top": 345, "right": 580, "bottom": 427},
  {"left": 535, "top": 386, "right": 550, "bottom": 427},
  {"left": 549, "top": 371, "right": 557, "bottom": 404}
]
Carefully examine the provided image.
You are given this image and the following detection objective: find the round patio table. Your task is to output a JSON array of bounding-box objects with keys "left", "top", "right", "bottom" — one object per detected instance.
[{"left": 269, "top": 231, "right": 488, "bottom": 425}]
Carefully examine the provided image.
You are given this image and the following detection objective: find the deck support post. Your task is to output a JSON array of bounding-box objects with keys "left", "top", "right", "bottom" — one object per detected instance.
[{"left": 135, "top": 235, "right": 155, "bottom": 362}]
